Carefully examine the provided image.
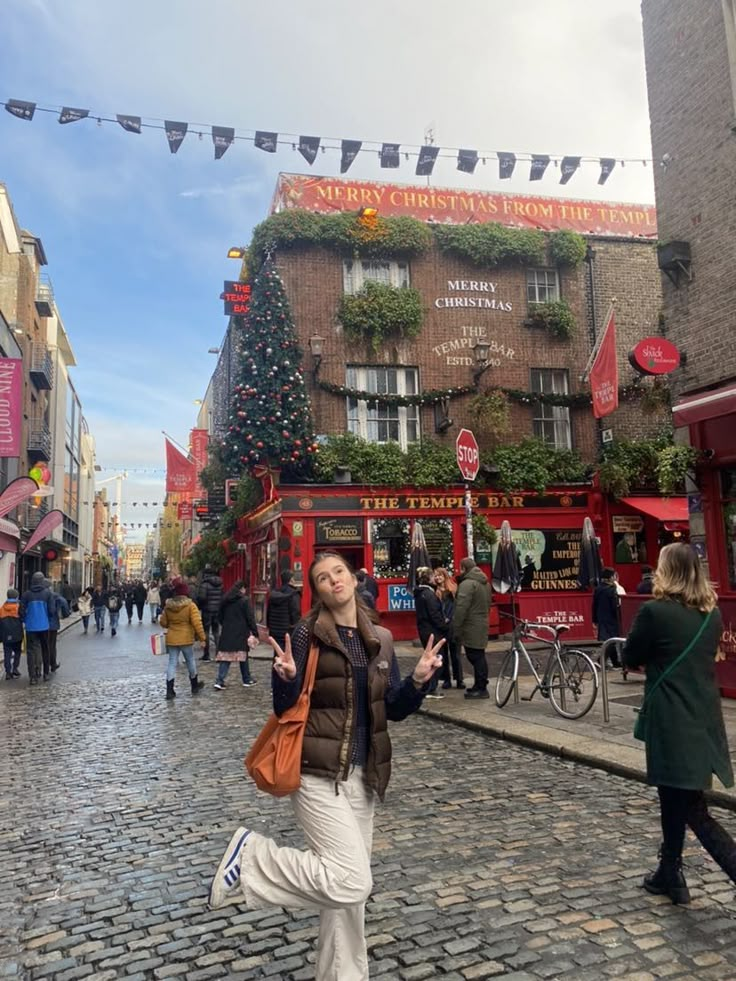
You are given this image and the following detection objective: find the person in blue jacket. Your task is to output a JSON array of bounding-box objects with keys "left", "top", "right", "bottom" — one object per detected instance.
[
  {"left": 46, "top": 580, "right": 70, "bottom": 673},
  {"left": 20, "top": 572, "right": 55, "bottom": 684}
]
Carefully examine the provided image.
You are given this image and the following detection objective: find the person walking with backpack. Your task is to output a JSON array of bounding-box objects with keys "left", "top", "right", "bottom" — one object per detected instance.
[
  {"left": 213, "top": 580, "right": 259, "bottom": 690},
  {"left": 0, "top": 587, "right": 23, "bottom": 680},
  {"left": 623, "top": 543, "right": 736, "bottom": 906},
  {"left": 197, "top": 565, "right": 223, "bottom": 661},
  {"left": 453, "top": 557, "right": 491, "bottom": 699},
  {"left": 159, "top": 579, "right": 206, "bottom": 700},
  {"left": 46, "top": 581, "right": 70, "bottom": 671},
  {"left": 20, "top": 572, "right": 55, "bottom": 684},
  {"left": 107, "top": 584, "right": 123, "bottom": 636}
]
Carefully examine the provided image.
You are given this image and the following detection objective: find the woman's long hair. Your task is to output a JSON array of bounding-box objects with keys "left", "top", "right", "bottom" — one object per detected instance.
[
  {"left": 434, "top": 567, "right": 457, "bottom": 599},
  {"left": 222, "top": 579, "right": 246, "bottom": 606},
  {"left": 653, "top": 543, "right": 718, "bottom": 612},
  {"left": 305, "top": 551, "right": 379, "bottom": 626}
]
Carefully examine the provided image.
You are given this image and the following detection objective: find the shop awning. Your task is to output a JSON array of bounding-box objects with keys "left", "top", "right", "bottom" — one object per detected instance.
[
  {"left": 673, "top": 382, "right": 736, "bottom": 427},
  {"left": 620, "top": 496, "right": 688, "bottom": 523}
]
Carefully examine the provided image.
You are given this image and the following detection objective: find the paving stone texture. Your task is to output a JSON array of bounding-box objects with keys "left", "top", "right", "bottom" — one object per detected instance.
[{"left": 2, "top": 618, "right": 736, "bottom": 979}]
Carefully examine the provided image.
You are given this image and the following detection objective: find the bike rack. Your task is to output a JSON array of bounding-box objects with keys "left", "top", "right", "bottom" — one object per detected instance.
[{"left": 597, "top": 636, "right": 626, "bottom": 723}]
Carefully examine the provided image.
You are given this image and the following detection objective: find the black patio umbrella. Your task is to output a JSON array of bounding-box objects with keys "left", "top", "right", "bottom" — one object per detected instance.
[
  {"left": 407, "top": 520, "right": 432, "bottom": 591},
  {"left": 577, "top": 516, "right": 603, "bottom": 589},
  {"left": 492, "top": 520, "right": 522, "bottom": 621}
]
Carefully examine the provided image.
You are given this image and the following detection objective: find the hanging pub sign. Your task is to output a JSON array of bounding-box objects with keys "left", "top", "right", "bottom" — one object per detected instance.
[
  {"left": 223, "top": 281, "right": 251, "bottom": 316},
  {"left": 315, "top": 517, "right": 363, "bottom": 545},
  {"left": 177, "top": 501, "right": 193, "bottom": 521},
  {"left": 629, "top": 337, "right": 681, "bottom": 376}
]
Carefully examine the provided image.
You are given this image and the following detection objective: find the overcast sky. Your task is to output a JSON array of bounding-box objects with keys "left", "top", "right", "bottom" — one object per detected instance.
[{"left": 1, "top": 0, "right": 655, "bottom": 542}]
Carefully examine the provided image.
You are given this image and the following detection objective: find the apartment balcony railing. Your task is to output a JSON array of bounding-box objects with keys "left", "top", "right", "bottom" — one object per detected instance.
[
  {"left": 29, "top": 346, "right": 54, "bottom": 390},
  {"left": 35, "top": 276, "right": 54, "bottom": 318},
  {"left": 28, "top": 422, "right": 52, "bottom": 462}
]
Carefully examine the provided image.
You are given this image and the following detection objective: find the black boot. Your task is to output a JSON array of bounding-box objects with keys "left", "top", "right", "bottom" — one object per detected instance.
[
  {"left": 166, "top": 679, "right": 176, "bottom": 701},
  {"left": 190, "top": 674, "right": 205, "bottom": 695},
  {"left": 643, "top": 846, "right": 690, "bottom": 904},
  {"left": 688, "top": 800, "right": 736, "bottom": 883}
]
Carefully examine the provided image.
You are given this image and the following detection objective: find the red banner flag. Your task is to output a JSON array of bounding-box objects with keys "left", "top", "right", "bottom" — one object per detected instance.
[
  {"left": 0, "top": 358, "right": 23, "bottom": 457},
  {"left": 590, "top": 309, "right": 619, "bottom": 419},
  {"left": 22, "top": 509, "right": 64, "bottom": 555},
  {"left": 165, "top": 439, "right": 196, "bottom": 494},
  {"left": 190, "top": 428, "right": 209, "bottom": 498}
]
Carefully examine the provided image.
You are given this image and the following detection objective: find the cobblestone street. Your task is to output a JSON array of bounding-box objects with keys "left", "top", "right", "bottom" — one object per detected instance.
[{"left": 3, "top": 620, "right": 736, "bottom": 980}]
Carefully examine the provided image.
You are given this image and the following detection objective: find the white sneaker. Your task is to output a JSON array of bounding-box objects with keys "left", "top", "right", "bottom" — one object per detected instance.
[
  {"left": 242, "top": 679, "right": 258, "bottom": 687},
  {"left": 213, "top": 681, "right": 226, "bottom": 690},
  {"left": 208, "top": 827, "right": 251, "bottom": 910}
]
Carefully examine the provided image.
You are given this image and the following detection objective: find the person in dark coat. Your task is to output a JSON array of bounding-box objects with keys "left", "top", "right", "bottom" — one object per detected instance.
[
  {"left": 197, "top": 566, "right": 224, "bottom": 660},
  {"left": 636, "top": 565, "right": 655, "bottom": 595},
  {"left": 413, "top": 567, "right": 447, "bottom": 698},
  {"left": 453, "top": 557, "right": 491, "bottom": 699},
  {"left": 123, "top": 580, "right": 136, "bottom": 624},
  {"left": 133, "top": 580, "right": 147, "bottom": 623},
  {"left": 623, "top": 543, "right": 735, "bottom": 906},
  {"left": 359, "top": 567, "right": 379, "bottom": 603},
  {"left": 46, "top": 582, "right": 69, "bottom": 671},
  {"left": 20, "top": 572, "right": 55, "bottom": 683},
  {"left": 592, "top": 567, "right": 621, "bottom": 666},
  {"left": 213, "top": 581, "right": 259, "bottom": 689},
  {"left": 265, "top": 571, "right": 301, "bottom": 650},
  {"left": 433, "top": 567, "right": 464, "bottom": 689},
  {"left": 91, "top": 585, "right": 108, "bottom": 633},
  {"left": 355, "top": 570, "right": 376, "bottom": 609}
]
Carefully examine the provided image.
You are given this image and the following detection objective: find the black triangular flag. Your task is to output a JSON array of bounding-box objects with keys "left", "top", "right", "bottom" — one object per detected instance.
[
  {"left": 165, "top": 120, "right": 188, "bottom": 154},
  {"left": 59, "top": 107, "right": 89, "bottom": 125},
  {"left": 598, "top": 157, "right": 616, "bottom": 185},
  {"left": 416, "top": 145, "right": 439, "bottom": 176},
  {"left": 255, "top": 130, "right": 278, "bottom": 153},
  {"left": 380, "top": 143, "right": 400, "bottom": 168},
  {"left": 559, "top": 156, "right": 581, "bottom": 185},
  {"left": 498, "top": 152, "right": 516, "bottom": 180},
  {"left": 212, "top": 126, "right": 234, "bottom": 160},
  {"left": 5, "top": 100, "right": 35, "bottom": 121},
  {"left": 529, "top": 154, "right": 550, "bottom": 181},
  {"left": 457, "top": 149, "right": 478, "bottom": 174},
  {"left": 117, "top": 114, "right": 141, "bottom": 134},
  {"left": 340, "top": 140, "right": 361, "bottom": 173},
  {"left": 298, "top": 136, "right": 320, "bottom": 165}
]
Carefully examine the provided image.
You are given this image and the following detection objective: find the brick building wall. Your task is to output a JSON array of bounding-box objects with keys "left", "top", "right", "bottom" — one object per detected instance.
[
  {"left": 275, "top": 231, "right": 664, "bottom": 464},
  {"left": 641, "top": 0, "right": 736, "bottom": 396}
]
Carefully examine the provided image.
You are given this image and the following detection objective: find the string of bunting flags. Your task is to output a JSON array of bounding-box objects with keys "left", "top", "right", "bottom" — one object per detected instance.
[{"left": 3, "top": 97, "right": 652, "bottom": 185}]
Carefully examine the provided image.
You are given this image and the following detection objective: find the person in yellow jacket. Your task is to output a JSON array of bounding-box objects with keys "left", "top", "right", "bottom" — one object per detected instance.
[{"left": 159, "top": 579, "right": 207, "bottom": 701}]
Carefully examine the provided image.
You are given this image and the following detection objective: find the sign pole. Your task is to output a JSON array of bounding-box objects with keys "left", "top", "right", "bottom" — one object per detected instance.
[{"left": 465, "top": 483, "right": 474, "bottom": 558}]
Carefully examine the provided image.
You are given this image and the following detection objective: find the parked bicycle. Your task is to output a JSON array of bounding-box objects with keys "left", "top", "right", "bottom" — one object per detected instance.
[{"left": 495, "top": 613, "right": 599, "bottom": 720}]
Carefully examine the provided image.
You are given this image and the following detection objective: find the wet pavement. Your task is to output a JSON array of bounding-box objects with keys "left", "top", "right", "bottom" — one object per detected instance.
[{"left": 2, "top": 618, "right": 736, "bottom": 979}]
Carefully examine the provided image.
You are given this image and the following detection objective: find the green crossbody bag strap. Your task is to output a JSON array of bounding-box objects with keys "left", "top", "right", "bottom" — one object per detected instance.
[{"left": 638, "top": 608, "right": 714, "bottom": 714}]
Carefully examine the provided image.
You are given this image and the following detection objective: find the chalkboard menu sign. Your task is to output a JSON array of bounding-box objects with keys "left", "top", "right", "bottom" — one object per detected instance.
[{"left": 418, "top": 518, "right": 453, "bottom": 571}]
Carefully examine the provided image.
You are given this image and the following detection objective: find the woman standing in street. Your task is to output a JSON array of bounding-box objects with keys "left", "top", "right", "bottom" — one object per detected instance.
[
  {"left": 623, "top": 543, "right": 736, "bottom": 905},
  {"left": 147, "top": 581, "right": 161, "bottom": 624},
  {"left": 207, "top": 551, "right": 444, "bottom": 981},
  {"left": 77, "top": 587, "right": 93, "bottom": 634},
  {"left": 412, "top": 566, "right": 446, "bottom": 699},
  {"left": 159, "top": 579, "right": 206, "bottom": 700},
  {"left": 213, "top": 580, "right": 259, "bottom": 690},
  {"left": 434, "top": 567, "right": 464, "bottom": 690}
]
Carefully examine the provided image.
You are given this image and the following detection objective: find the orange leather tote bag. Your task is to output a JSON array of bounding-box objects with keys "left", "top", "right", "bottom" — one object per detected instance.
[{"left": 245, "top": 642, "right": 319, "bottom": 797}]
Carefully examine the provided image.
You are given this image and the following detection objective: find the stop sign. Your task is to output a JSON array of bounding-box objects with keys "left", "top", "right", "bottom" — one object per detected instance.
[{"left": 456, "top": 428, "right": 480, "bottom": 482}]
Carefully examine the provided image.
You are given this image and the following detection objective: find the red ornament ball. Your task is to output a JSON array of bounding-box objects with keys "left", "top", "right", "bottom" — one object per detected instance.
[{"left": 256, "top": 441, "right": 264, "bottom": 449}]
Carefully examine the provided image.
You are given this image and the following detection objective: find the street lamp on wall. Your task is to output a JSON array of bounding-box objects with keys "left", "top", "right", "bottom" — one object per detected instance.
[
  {"left": 309, "top": 334, "right": 325, "bottom": 379},
  {"left": 472, "top": 339, "right": 492, "bottom": 386}
]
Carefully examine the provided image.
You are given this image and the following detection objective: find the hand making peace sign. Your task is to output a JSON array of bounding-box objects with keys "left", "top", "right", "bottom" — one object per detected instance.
[
  {"left": 412, "top": 634, "right": 446, "bottom": 687},
  {"left": 269, "top": 633, "right": 297, "bottom": 681}
]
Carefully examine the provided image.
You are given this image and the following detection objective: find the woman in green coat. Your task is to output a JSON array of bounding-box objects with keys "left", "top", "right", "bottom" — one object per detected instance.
[{"left": 623, "top": 543, "right": 735, "bottom": 905}]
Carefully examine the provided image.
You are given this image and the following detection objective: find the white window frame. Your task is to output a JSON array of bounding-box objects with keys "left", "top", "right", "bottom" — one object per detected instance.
[
  {"left": 343, "top": 259, "right": 410, "bottom": 294},
  {"left": 346, "top": 366, "right": 420, "bottom": 450},
  {"left": 526, "top": 268, "right": 560, "bottom": 306},
  {"left": 530, "top": 368, "right": 572, "bottom": 451}
]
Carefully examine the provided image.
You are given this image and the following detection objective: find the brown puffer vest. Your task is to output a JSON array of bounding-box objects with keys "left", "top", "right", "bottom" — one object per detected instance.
[{"left": 300, "top": 606, "right": 395, "bottom": 800}]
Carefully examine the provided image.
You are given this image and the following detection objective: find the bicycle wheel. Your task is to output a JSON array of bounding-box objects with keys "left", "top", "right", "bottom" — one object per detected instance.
[
  {"left": 495, "top": 647, "right": 518, "bottom": 708},
  {"left": 548, "top": 648, "right": 598, "bottom": 720}
]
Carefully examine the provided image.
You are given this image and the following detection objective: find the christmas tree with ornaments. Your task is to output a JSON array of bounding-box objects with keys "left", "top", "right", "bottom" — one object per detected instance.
[{"left": 223, "top": 259, "right": 318, "bottom": 479}]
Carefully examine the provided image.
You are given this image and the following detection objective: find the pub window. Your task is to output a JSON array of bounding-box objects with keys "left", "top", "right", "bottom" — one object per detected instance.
[
  {"left": 372, "top": 518, "right": 410, "bottom": 580},
  {"left": 530, "top": 368, "right": 572, "bottom": 451},
  {"left": 722, "top": 470, "right": 736, "bottom": 589},
  {"left": 526, "top": 268, "right": 559, "bottom": 306},
  {"left": 418, "top": 518, "right": 454, "bottom": 573},
  {"left": 343, "top": 259, "right": 410, "bottom": 294},
  {"left": 346, "top": 366, "right": 420, "bottom": 450}
]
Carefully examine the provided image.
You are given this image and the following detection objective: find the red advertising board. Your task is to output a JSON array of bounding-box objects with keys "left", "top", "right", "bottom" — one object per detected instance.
[
  {"left": 455, "top": 428, "right": 480, "bottom": 481},
  {"left": 0, "top": 358, "right": 23, "bottom": 457},
  {"left": 177, "top": 501, "right": 193, "bottom": 521},
  {"left": 165, "top": 440, "right": 196, "bottom": 494},
  {"left": 590, "top": 310, "right": 619, "bottom": 419},
  {"left": 628, "top": 337, "right": 681, "bottom": 376},
  {"left": 223, "top": 281, "right": 251, "bottom": 317},
  {"left": 272, "top": 173, "right": 658, "bottom": 238}
]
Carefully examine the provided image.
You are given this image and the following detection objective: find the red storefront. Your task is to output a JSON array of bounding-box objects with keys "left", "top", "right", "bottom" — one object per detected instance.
[{"left": 224, "top": 480, "right": 686, "bottom": 644}]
